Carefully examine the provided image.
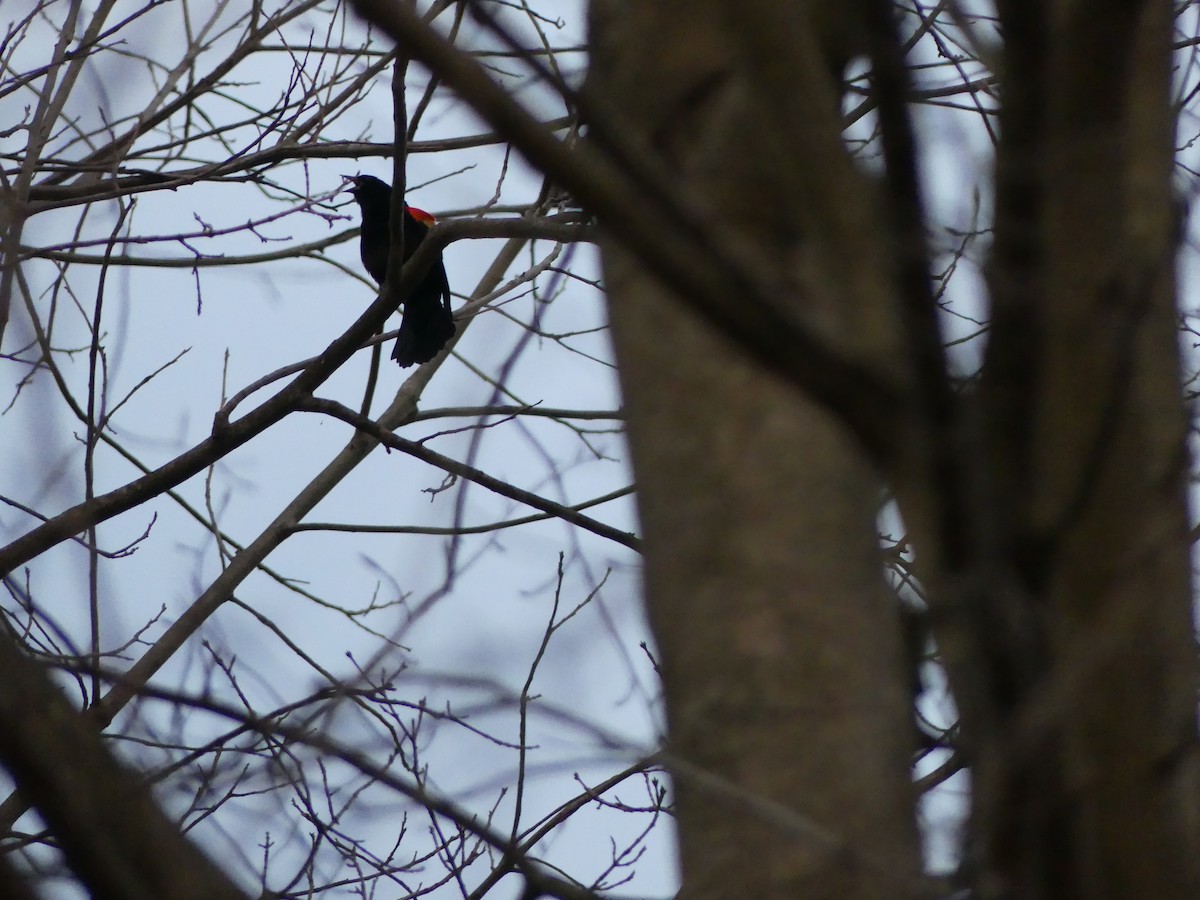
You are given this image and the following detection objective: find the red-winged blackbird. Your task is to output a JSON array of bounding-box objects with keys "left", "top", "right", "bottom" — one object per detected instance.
[{"left": 346, "top": 174, "right": 455, "bottom": 367}]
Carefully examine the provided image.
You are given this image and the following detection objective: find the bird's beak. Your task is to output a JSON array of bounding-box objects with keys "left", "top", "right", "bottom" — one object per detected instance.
[{"left": 342, "top": 173, "right": 360, "bottom": 194}]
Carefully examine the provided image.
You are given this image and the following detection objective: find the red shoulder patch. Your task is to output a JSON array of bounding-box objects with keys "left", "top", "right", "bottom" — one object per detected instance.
[{"left": 406, "top": 205, "right": 437, "bottom": 225}]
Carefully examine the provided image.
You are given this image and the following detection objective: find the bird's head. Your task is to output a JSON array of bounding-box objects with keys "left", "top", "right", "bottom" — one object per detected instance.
[
  {"left": 344, "top": 175, "right": 436, "bottom": 225},
  {"left": 345, "top": 173, "right": 390, "bottom": 204}
]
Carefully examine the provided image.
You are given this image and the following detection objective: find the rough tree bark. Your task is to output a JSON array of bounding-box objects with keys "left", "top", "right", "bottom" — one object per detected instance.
[
  {"left": 589, "top": 1, "right": 1200, "bottom": 898},
  {"left": 967, "top": 3, "right": 1200, "bottom": 896},
  {"left": 588, "top": 3, "right": 923, "bottom": 899}
]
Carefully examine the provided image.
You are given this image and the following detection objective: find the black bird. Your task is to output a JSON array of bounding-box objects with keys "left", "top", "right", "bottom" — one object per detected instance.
[{"left": 346, "top": 174, "right": 455, "bottom": 367}]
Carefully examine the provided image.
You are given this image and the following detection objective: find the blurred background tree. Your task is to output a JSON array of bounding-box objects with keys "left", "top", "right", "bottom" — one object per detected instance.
[{"left": 2, "top": 1, "right": 1199, "bottom": 899}]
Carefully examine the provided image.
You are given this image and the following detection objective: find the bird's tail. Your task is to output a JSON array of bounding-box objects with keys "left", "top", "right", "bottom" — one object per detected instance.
[
  {"left": 392, "top": 306, "right": 455, "bottom": 367},
  {"left": 392, "top": 276, "right": 456, "bottom": 367}
]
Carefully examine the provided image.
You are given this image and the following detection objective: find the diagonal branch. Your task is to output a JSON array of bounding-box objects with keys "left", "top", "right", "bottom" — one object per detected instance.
[{"left": 348, "top": 0, "right": 905, "bottom": 462}]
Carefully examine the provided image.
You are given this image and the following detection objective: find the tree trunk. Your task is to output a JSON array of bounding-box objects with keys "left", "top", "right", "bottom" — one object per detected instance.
[
  {"left": 971, "top": 3, "right": 1200, "bottom": 896},
  {"left": 588, "top": 3, "right": 923, "bottom": 898},
  {"left": 588, "top": 1, "right": 1200, "bottom": 898}
]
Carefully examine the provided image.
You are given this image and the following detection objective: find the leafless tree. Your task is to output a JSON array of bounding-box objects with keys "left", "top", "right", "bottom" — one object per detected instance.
[
  {"left": 2, "top": 1, "right": 655, "bottom": 898},
  {"left": 2, "top": 2, "right": 1200, "bottom": 899}
]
